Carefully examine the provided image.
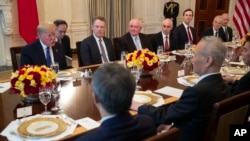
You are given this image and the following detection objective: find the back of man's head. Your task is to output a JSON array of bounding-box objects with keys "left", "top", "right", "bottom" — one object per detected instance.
[{"left": 92, "top": 63, "right": 136, "bottom": 114}]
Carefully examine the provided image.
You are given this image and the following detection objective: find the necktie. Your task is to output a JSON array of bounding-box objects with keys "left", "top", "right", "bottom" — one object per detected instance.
[
  {"left": 134, "top": 36, "right": 141, "bottom": 50},
  {"left": 187, "top": 27, "right": 192, "bottom": 43},
  {"left": 215, "top": 32, "right": 218, "bottom": 37},
  {"left": 165, "top": 36, "right": 169, "bottom": 51},
  {"left": 225, "top": 27, "right": 229, "bottom": 41},
  {"left": 99, "top": 39, "right": 108, "bottom": 62},
  {"left": 46, "top": 47, "right": 52, "bottom": 67}
]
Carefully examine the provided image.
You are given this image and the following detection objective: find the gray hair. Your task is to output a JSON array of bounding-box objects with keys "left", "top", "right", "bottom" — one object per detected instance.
[
  {"left": 92, "top": 63, "right": 136, "bottom": 114},
  {"left": 199, "top": 36, "right": 227, "bottom": 67}
]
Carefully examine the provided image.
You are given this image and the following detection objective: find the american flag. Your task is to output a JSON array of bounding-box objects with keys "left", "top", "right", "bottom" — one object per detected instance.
[{"left": 232, "top": 0, "right": 250, "bottom": 38}]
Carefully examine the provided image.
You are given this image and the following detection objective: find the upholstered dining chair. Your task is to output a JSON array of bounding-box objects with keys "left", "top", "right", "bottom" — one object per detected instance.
[
  {"left": 75, "top": 41, "right": 83, "bottom": 67},
  {"left": 144, "top": 127, "right": 180, "bottom": 141},
  {"left": 10, "top": 46, "right": 23, "bottom": 72},
  {"left": 203, "top": 91, "right": 250, "bottom": 141}
]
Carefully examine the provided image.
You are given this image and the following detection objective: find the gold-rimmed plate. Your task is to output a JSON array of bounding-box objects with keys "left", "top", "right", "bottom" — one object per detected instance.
[
  {"left": 17, "top": 117, "right": 67, "bottom": 138},
  {"left": 184, "top": 75, "right": 199, "bottom": 85},
  {"left": 133, "top": 91, "right": 158, "bottom": 105},
  {"left": 222, "top": 67, "right": 247, "bottom": 75},
  {"left": 176, "top": 49, "right": 186, "bottom": 54},
  {"left": 57, "top": 71, "right": 71, "bottom": 77}
]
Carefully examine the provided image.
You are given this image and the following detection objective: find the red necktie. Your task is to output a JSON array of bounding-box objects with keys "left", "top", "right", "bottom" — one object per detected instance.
[
  {"left": 187, "top": 27, "right": 192, "bottom": 42},
  {"left": 165, "top": 36, "right": 169, "bottom": 51}
]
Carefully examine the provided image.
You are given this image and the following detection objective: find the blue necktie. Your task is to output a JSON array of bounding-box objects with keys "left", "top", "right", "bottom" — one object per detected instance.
[{"left": 46, "top": 47, "right": 52, "bottom": 66}]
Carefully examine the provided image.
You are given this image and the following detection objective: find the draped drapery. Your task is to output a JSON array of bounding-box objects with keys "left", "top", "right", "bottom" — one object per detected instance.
[{"left": 88, "top": 0, "right": 132, "bottom": 38}]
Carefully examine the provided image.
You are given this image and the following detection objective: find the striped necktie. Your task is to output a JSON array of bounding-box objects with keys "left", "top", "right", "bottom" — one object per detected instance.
[{"left": 99, "top": 39, "right": 108, "bottom": 62}]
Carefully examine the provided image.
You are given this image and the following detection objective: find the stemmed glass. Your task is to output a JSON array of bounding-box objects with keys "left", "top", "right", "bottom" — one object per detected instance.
[
  {"left": 51, "top": 80, "right": 61, "bottom": 111},
  {"left": 130, "top": 65, "right": 142, "bottom": 89},
  {"left": 225, "top": 48, "right": 234, "bottom": 66},
  {"left": 157, "top": 46, "right": 164, "bottom": 73},
  {"left": 51, "top": 62, "right": 59, "bottom": 74},
  {"left": 120, "top": 51, "right": 128, "bottom": 67},
  {"left": 39, "top": 86, "right": 52, "bottom": 115}
]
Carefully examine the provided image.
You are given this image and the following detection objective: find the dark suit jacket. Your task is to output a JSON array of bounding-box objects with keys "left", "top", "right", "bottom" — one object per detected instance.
[
  {"left": 231, "top": 71, "right": 250, "bottom": 95},
  {"left": 221, "top": 26, "right": 233, "bottom": 42},
  {"left": 116, "top": 32, "right": 153, "bottom": 58},
  {"left": 20, "top": 39, "right": 67, "bottom": 70},
  {"left": 61, "top": 35, "right": 72, "bottom": 58},
  {"left": 138, "top": 74, "right": 230, "bottom": 141},
  {"left": 76, "top": 112, "right": 157, "bottom": 141},
  {"left": 201, "top": 27, "right": 227, "bottom": 42},
  {"left": 173, "top": 23, "right": 196, "bottom": 49},
  {"left": 151, "top": 32, "right": 177, "bottom": 53},
  {"left": 80, "top": 35, "right": 116, "bottom": 66}
]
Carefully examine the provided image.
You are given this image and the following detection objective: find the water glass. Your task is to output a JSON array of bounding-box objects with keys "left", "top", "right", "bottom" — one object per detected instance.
[
  {"left": 51, "top": 80, "right": 61, "bottom": 111},
  {"left": 51, "top": 62, "right": 59, "bottom": 74},
  {"left": 130, "top": 65, "right": 141, "bottom": 88},
  {"left": 157, "top": 46, "right": 164, "bottom": 57},
  {"left": 39, "top": 86, "right": 52, "bottom": 115},
  {"left": 121, "top": 51, "right": 128, "bottom": 67}
]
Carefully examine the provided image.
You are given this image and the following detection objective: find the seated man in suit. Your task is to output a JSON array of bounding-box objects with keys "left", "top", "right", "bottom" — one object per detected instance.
[
  {"left": 151, "top": 18, "right": 177, "bottom": 53},
  {"left": 54, "top": 19, "right": 72, "bottom": 58},
  {"left": 221, "top": 13, "right": 233, "bottom": 42},
  {"left": 132, "top": 36, "right": 230, "bottom": 141},
  {"left": 20, "top": 22, "right": 68, "bottom": 70},
  {"left": 76, "top": 63, "right": 157, "bottom": 141},
  {"left": 173, "top": 8, "right": 196, "bottom": 49},
  {"left": 201, "top": 15, "right": 226, "bottom": 42},
  {"left": 117, "top": 18, "right": 153, "bottom": 58},
  {"left": 223, "top": 35, "right": 250, "bottom": 95},
  {"left": 80, "top": 16, "right": 116, "bottom": 66}
]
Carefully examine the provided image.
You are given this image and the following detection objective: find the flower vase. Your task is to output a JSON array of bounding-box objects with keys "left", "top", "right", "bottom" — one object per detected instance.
[
  {"left": 140, "top": 70, "right": 153, "bottom": 77},
  {"left": 22, "top": 94, "right": 40, "bottom": 104}
]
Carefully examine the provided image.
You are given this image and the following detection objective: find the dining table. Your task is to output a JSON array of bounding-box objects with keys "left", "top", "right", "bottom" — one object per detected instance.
[{"left": 0, "top": 55, "right": 187, "bottom": 141}]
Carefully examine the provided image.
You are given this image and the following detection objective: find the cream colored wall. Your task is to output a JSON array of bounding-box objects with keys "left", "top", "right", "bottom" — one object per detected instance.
[{"left": 10, "top": 0, "right": 235, "bottom": 51}]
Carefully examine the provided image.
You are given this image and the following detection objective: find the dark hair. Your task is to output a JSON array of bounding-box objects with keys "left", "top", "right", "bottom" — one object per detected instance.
[
  {"left": 183, "top": 8, "right": 193, "bottom": 16},
  {"left": 92, "top": 16, "right": 106, "bottom": 25},
  {"left": 92, "top": 63, "right": 136, "bottom": 114},
  {"left": 53, "top": 19, "right": 68, "bottom": 27}
]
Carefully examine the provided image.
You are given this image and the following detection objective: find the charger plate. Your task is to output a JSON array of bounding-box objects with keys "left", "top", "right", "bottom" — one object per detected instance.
[
  {"left": 133, "top": 91, "right": 158, "bottom": 105},
  {"left": 185, "top": 75, "right": 199, "bottom": 85},
  {"left": 57, "top": 71, "right": 71, "bottom": 77},
  {"left": 17, "top": 117, "right": 67, "bottom": 138},
  {"left": 222, "top": 67, "right": 247, "bottom": 75}
]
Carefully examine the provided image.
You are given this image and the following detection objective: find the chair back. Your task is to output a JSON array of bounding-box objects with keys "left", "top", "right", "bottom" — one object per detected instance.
[
  {"left": 113, "top": 37, "right": 120, "bottom": 59},
  {"left": 76, "top": 41, "right": 83, "bottom": 67},
  {"left": 204, "top": 91, "right": 250, "bottom": 141},
  {"left": 10, "top": 46, "right": 23, "bottom": 72},
  {"left": 144, "top": 127, "right": 180, "bottom": 141}
]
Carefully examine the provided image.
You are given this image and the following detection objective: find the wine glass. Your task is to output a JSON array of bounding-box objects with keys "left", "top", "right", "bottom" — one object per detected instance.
[
  {"left": 51, "top": 62, "right": 59, "bottom": 74},
  {"left": 130, "top": 65, "right": 141, "bottom": 89},
  {"left": 225, "top": 48, "right": 234, "bottom": 66},
  {"left": 39, "top": 86, "right": 52, "bottom": 115},
  {"left": 120, "top": 51, "right": 128, "bottom": 67},
  {"left": 51, "top": 80, "right": 61, "bottom": 111}
]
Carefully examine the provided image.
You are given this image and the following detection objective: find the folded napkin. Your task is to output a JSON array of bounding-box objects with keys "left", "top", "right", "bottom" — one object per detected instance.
[
  {"left": 0, "top": 114, "right": 77, "bottom": 141},
  {"left": 0, "top": 82, "right": 10, "bottom": 94},
  {"left": 229, "top": 61, "right": 245, "bottom": 66},
  {"left": 154, "top": 86, "right": 183, "bottom": 98}
]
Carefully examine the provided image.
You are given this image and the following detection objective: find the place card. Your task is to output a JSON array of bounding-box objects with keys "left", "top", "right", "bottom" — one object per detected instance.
[
  {"left": 178, "top": 70, "right": 185, "bottom": 77},
  {"left": 17, "top": 106, "right": 32, "bottom": 118},
  {"left": 76, "top": 117, "right": 100, "bottom": 130}
]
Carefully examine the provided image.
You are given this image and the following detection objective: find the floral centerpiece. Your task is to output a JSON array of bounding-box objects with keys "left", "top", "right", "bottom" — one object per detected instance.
[
  {"left": 126, "top": 49, "right": 159, "bottom": 71},
  {"left": 241, "top": 32, "right": 250, "bottom": 46},
  {"left": 10, "top": 65, "right": 56, "bottom": 97}
]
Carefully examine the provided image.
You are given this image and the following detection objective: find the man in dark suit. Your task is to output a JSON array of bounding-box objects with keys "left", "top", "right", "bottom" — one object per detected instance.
[
  {"left": 221, "top": 13, "right": 233, "bottom": 42},
  {"left": 20, "top": 22, "right": 68, "bottom": 70},
  {"left": 163, "top": 0, "right": 179, "bottom": 29},
  {"left": 223, "top": 35, "right": 250, "bottom": 95},
  {"left": 173, "top": 8, "right": 196, "bottom": 49},
  {"left": 54, "top": 19, "right": 72, "bottom": 58},
  {"left": 80, "top": 16, "right": 116, "bottom": 66},
  {"left": 76, "top": 63, "right": 157, "bottom": 141},
  {"left": 201, "top": 15, "right": 227, "bottom": 42},
  {"left": 151, "top": 18, "right": 177, "bottom": 53},
  {"left": 117, "top": 18, "right": 153, "bottom": 58},
  {"left": 132, "top": 36, "right": 230, "bottom": 141}
]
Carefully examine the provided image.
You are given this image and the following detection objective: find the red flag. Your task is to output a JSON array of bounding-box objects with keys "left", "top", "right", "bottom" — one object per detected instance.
[
  {"left": 233, "top": 0, "right": 250, "bottom": 38},
  {"left": 17, "top": 0, "right": 39, "bottom": 43}
]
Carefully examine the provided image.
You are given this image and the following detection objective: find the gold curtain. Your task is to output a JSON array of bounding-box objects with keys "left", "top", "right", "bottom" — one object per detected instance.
[{"left": 88, "top": 0, "right": 132, "bottom": 38}]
